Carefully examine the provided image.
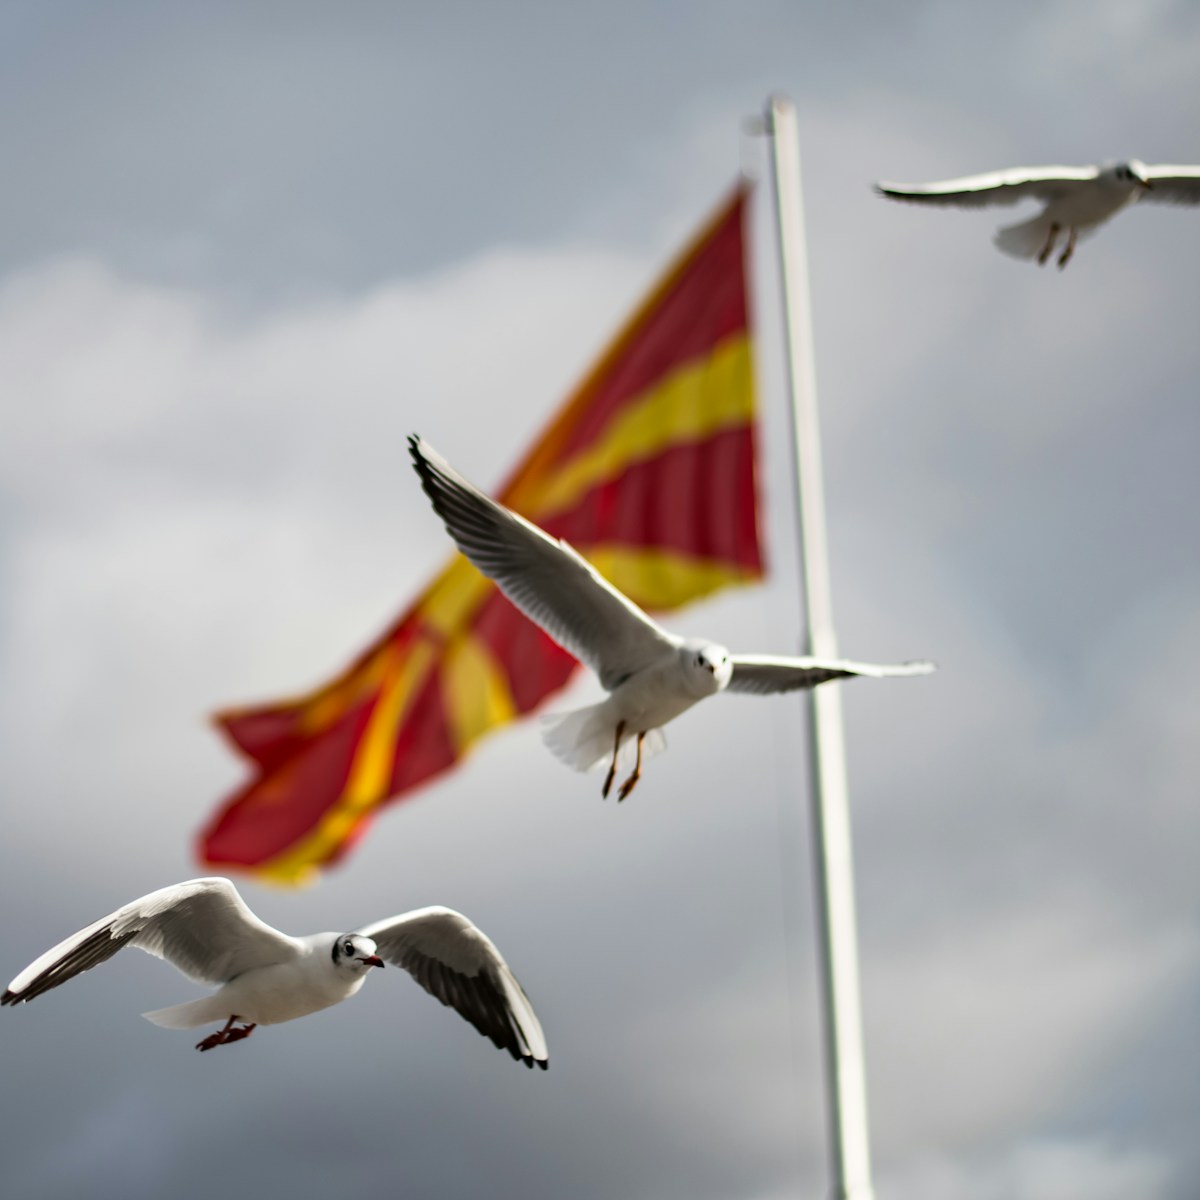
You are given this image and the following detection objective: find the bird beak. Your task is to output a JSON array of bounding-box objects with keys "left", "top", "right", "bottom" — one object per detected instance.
[{"left": 360, "top": 956, "right": 385, "bottom": 968}]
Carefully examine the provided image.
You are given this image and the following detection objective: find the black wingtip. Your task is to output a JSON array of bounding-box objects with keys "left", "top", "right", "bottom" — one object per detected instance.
[
  {"left": 407, "top": 434, "right": 441, "bottom": 495},
  {"left": 408, "top": 434, "right": 438, "bottom": 499},
  {"left": 1, "top": 990, "right": 19, "bottom": 1007}
]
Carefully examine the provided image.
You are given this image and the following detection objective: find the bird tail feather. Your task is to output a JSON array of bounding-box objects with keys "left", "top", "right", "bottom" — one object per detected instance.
[
  {"left": 539, "top": 705, "right": 668, "bottom": 774},
  {"left": 993, "top": 214, "right": 1054, "bottom": 260},
  {"left": 539, "top": 705, "right": 616, "bottom": 772},
  {"left": 142, "top": 996, "right": 227, "bottom": 1030}
]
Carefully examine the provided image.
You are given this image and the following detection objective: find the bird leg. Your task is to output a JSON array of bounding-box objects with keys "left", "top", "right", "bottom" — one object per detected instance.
[
  {"left": 601, "top": 722, "right": 626, "bottom": 799},
  {"left": 196, "top": 1015, "right": 240, "bottom": 1052},
  {"left": 222, "top": 1022, "right": 257, "bottom": 1045},
  {"left": 1036, "top": 222, "right": 1060, "bottom": 266},
  {"left": 1057, "top": 227, "right": 1077, "bottom": 269},
  {"left": 617, "top": 731, "right": 645, "bottom": 802}
]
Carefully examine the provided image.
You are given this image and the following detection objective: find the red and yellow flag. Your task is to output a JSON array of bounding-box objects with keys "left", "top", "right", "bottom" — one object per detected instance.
[{"left": 200, "top": 184, "right": 762, "bottom": 884}]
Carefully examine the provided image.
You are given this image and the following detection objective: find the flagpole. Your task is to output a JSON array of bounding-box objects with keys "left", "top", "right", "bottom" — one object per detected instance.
[{"left": 765, "top": 95, "right": 876, "bottom": 1200}]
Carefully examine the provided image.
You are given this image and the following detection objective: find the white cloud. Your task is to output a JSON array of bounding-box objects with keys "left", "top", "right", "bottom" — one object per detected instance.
[
  {"left": 866, "top": 905, "right": 1198, "bottom": 1155},
  {"left": 883, "top": 1136, "right": 1172, "bottom": 1200}
]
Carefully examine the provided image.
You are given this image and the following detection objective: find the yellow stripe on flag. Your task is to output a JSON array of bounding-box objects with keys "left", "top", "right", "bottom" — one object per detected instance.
[
  {"left": 442, "top": 633, "right": 519, "bottom": 753},
  {"left": 416, "top": 557, "right": 495, "bottom": 639},
  {"left": 514, "top": 335, "right": 753, "bottom": 518},
  {"left": 296, "top": 649, "right": 394, "bottom": 737},
  {"left": 584, "top": 544, "right": 760, "bottom": 611},
  {"left": 254, "top": 637, "right": 439, "bottom": 886}
]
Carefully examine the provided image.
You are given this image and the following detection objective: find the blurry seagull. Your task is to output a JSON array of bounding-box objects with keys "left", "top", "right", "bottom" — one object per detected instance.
[
  {"left": 3, "top": 877, "right": 548, "bottom": 1067},
  {"left": 875, "top": 160, "right": 1200, "bottom": 268},
  {"left": 409, "top": 435, "right": 933, "bottom": 801}
]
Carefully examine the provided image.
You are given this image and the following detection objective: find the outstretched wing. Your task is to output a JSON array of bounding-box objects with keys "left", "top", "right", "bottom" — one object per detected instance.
[
  {"left": 875, "top": 165, "right": 1098, "bottom": 209},
  {"left": 1141, "top": 165, "right": 1200, "bottom": 205},
  {"left": 2, "top": 878, "right": 302, "bottom": 1005},
  {"left": 409, "top": 435, "right": 676, "bottom": 691},
  {"left": 357, "top": 906, "right": 548, "bottom": 1069},
  {"left": 727, "top": 655, "right": 935, "bottom": 696}
]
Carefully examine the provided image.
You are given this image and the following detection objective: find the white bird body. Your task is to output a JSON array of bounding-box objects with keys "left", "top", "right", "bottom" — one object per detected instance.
[
  {"left": 875, "top": 159, "right": 1200, "bottom": 267},
  {"left": 4, "top": 878, "right": 549, "bottom": 1067},
  {"left": 541, "top": 640, "right": 726, "bottom": 773},
  {"left": 144, "top": 935, "right": 367, "bottom": 1030},
  {"left": 609, "top": 639, "right": 729, "bottom": 729},
  {"left": 409, "top": 436, "right": 933, "bottom": 799}
]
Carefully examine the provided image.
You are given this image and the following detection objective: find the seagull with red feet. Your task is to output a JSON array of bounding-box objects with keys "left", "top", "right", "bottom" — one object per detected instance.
[
  {"left": 3, "top": 877, "right": 548, "bottom": 1067},
  {"left": 409, "top": 435, "right": 933, "bottom": 802}
]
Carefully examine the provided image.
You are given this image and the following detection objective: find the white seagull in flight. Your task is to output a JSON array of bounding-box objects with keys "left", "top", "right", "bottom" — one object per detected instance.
[
  {"left": 409, "top": 436, "right": 933, "bottom": 801},
  {"left": 875, "top": 159, "right": 1200, "bottom": 268},
  {"left": 3, "top": 877, "right": 548, "bottom": 1067}
]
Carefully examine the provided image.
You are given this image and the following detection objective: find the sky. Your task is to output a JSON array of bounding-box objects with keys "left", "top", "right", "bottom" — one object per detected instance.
[{"left": 1, "top": 3, "right": 1198, "bottom": 1199}]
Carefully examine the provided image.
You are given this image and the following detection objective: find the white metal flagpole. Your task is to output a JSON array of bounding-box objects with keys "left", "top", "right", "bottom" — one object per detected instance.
[{"left": 764, "top": 94, "right": 877, "bottom": 1200}]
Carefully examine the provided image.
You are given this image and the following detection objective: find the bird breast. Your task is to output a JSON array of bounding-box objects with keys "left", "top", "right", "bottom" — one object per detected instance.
[
  {"left": 217, "top": 953, "right": 368, "bottom": 1027},
  {"left": 609, "top": 652, "right": 722, "bottom": 730},
  {"left": 1052, "top": 180, "right": 1141, "bottom": 226}
]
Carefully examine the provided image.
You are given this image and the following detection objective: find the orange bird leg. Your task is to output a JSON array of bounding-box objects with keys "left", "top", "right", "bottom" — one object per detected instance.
[
  {"left": 617, "top": 731, "right": 645, "bottom": 802},
  {"left": 196, "top": 1015, "right": 239, "bottom": 1052},
  {"left": 1057, "top": 227, "right": 1077, "bottom": 270},
  {"left": 602, "top": 721, "right": 625, "bottom": 799},
  {"left": 1037, "top": 222, "right": 1060, "bottom": 266},
  {"left": 223, "top": 1022, "right": 257, "bottom": 1045}
]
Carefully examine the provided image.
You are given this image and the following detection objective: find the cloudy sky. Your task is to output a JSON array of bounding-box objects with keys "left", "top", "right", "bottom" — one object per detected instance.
[{"left": 1, "top": 3, "right": 1197, "bottom": 1198}]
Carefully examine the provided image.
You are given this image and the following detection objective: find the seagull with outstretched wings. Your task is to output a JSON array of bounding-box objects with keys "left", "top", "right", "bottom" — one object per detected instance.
[
  {"left": 875, "top": 159, "right": 1200, "bottom": 267},
  {"left": 409, "top": 436, "right": 933, "bottom": 801},
  {"left": 3, "top": 877, "right": 548, "bottom": 1066}
]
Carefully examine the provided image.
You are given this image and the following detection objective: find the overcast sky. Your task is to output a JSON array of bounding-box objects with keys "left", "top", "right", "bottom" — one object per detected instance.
[{"left": 1, "top": 3, "right": 1198, "bottom": 1199}]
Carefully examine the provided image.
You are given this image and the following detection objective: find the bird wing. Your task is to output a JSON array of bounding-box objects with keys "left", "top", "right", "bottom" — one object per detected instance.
[
  {"left": 2, "top": 878, "right": 302, "bottom": 1005},
  {"left": 409, "top": 436, "right": 676, "bottom": 692},
  {"left": 726, "top": 655, "right": 935, "bottom": 696},
  {"left": 875, "top": 165, "right": 1099, "bottom": 208},
  {"left": 357, "top": 907, "right": 548, "bottom": 1069},
  {"left": 1140, "top": 165, "right": 1200, "bottom": 205}
]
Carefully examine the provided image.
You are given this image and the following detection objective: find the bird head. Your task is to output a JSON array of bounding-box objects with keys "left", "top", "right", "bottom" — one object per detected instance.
[
  {"left": 332, "top": 934, "right": 385, "bottom": 972},
  {"left": 686, "top": 641, "right": 733, "bottom": 692},
  {"left": 1114, "top": 159, "right": 1152, "bottom": 189}
]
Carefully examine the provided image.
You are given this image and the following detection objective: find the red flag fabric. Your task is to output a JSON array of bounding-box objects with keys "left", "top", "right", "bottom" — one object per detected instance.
[{"left": 200, "top": 184, "right": 762, "bottom": 884}]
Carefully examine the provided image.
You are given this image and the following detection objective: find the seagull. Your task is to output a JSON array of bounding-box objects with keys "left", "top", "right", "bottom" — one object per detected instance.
[
  {"left": 875, "top": 160, "right": 1200, "bottom": 268},
  {"left": 2, "top": 877, "right": 548, "bottom": 1067},
  {"left": 409, "top": 435, "right": 934, "bottom": 801}
]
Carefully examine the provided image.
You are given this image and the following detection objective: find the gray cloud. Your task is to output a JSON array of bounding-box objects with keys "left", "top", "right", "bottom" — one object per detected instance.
[{"left": 2, "top": 3, "right": 1198, "bottom": 1199}]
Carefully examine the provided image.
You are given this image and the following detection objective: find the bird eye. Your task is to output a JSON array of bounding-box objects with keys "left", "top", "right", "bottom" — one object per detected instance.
[{"left": 344, "top": 941, "right": 354, "bottom": 956}]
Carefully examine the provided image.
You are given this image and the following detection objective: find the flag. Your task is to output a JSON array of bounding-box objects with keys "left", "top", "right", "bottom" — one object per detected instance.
[{"left": 200, "top": 183, "right": 763, "bottom": 884}]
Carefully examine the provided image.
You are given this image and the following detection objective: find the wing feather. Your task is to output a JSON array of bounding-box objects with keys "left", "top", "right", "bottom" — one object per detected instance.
[
  {"left": 409, "top": 435, "right": 675, "bottom": 692},
  {"left": 727, "top": 655, "right": 935, "bottom": 696},
  {"left": 1141, "top": 165, "right": 1200, "bottom": 205},
  {"left": 2, "top": 878, "right": 301, "bottom": 1006},
  {"left": 357, "top": 906, "right": 548, "bottom": 1069},
  {"left": 875, "top": 165, "right": 1098, "bottom": 208}
]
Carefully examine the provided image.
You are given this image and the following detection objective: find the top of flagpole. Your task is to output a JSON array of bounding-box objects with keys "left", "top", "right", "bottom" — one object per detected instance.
[{"left": 764, "top": 94, "right": 839, "bottom": 660}]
